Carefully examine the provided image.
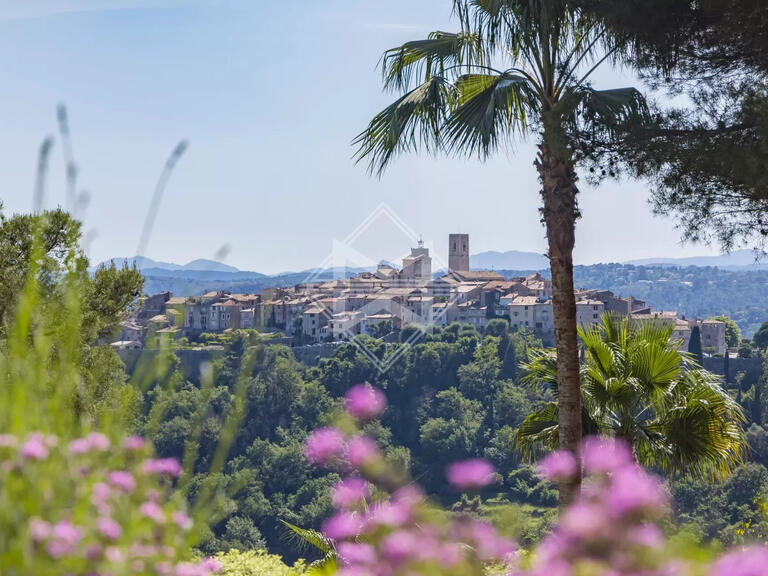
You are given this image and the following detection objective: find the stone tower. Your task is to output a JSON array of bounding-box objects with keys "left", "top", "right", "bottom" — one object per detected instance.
[{"left": 448, "top": 233, "right": 470, "bottom": 272}]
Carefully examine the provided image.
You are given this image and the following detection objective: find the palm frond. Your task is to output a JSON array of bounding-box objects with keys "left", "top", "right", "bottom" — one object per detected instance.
[
  {"left": 520, "top": 348, "right": 559, "bottom": 392},
  {"left": 353, "top": 76, "right": 454, "bottom": 175},
  {"left": 515, "top": 401, "right": 559, "bottom": 460},
  {"left": 444, "top": 71, "right": 535, "bottom": 157},
  {"left": 382, "top": 31, "right": 486, "bottom": 92},
  {"left": 279, "top": 519, "right": 336, "bottom": 556},
  {"left": 640, "top": 369, "right": 746, "bottom": 479},
  {"left": 560, "top": 86, "right": 649, "bottom": 136}
]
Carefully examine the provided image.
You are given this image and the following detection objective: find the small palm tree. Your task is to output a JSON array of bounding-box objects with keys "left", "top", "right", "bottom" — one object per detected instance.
[
  {"left": 355, "top": 0, "right": 647, "bottom": 504},
  {"left": 516, "top": 314, "right": 746, "bottom": 479}
]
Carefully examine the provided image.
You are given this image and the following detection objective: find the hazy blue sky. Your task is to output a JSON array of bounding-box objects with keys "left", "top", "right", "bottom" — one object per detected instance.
[{"left": 0, "top": 0, "right": 720, "bottom": 273}]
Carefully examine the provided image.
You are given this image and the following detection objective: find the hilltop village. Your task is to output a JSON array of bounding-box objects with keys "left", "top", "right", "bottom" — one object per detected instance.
[{"left": 114, "top": 234, "right": 727, "bottom": 356}]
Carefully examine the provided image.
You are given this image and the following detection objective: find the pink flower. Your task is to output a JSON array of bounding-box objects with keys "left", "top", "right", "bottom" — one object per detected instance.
[
  {"left": 172, "top": 510, "right": 193, "bottom": 531},
  {"left": 105, "top": 546, "right": 124, "bottom": 563},
  {"left": 332, "top": 477, "right": 370, "bottom": 509},
  {"left": 346, "top": 436, "right": 381, "bottom": 469},
  {"left": 0, "top": 434, "right": 18, "bottom": 448},
  {"left": 303, "top": 427, "right": 345, "bottom": 465},
  {"left": 455, "top": 519, "right": 517, "bottom": 561},
  {"left": 107, "top": 470, "right": 136, "bottom": 492},
  {"left": 29, "top": 517, "right": 52, "bottom": 541},
  {"left": 69, "top": 433, "right": 111, "bottom": 454},
  {"left": 337, "top": 542, "right": 377, "bottom": 565},
  {"left": 47, "top": 520, "right": 82, "bottom": 557},
  {"left": 201, "top": 557, "right": 222, "bottom": 573},
  {"left": 86, "top": 432, "right": 111, "bottom": 451},
  {"left": 123, "top": 436, "right": 146, "bottom": 451},
  {"left": 537, "top": 450, "right": 578, "bottom": 482},
  {"left": 627, "top": 523, "right": 663, "bottom": 549},
  {"left": 558, "top": 502, "right": 609, "bottom": 541},
  {"left": 142, "top": 458, "right": 182, "bottom": 477},
  {"left": 582, "top": 435, "right": 633, "bottom": 474},
  {"left": 21, "top": 433, "right": 49, "bottom": 460},
  {"left": 367, "top": 501, "right": 410, "bottom": 528},
  {"left": 712, "top": 546, "right": 768, "bottom": 576},
  {"left": 97, "top": 517, "right": 122, "bottom": 540},
  {"left": 606, "top": 467, "right": 667, "bottom": 517},
  {"left": 68, "top": 438, "right": 91, "bottom": 454},
  {"left": 92, "top": 482, "right": 112, "bottom": 510},
  {"left": 344, "top": 384, "right": 387, "bottom": 421},
  {"left": 322, "top": 512, "right": 363, "bottom": 540},
  {"left": 140, "top": 501, "right": 165, "bottom": 523},
  {"left": 381, "top": 530, "right": 417, "bottom": 563},
  {"left": 446, "top": 459, "right": 496, "bottom": 490},
  {"left": 85, "top": 544, "right": 102, "bottom": 560}
]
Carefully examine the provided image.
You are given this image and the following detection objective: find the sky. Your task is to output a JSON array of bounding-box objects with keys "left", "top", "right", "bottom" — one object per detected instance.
[{"left": 0, "top": 0, "right": 722, "bottom": 274}]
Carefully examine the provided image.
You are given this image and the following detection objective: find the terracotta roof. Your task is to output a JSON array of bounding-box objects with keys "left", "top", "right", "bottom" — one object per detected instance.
[{"left": 452, "top": 270, "right": 504, "bottom": 281}]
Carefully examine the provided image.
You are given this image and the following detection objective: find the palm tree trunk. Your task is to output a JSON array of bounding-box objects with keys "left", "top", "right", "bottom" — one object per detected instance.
[{"left": 536, "top": 140, "right": 582, "bottom": 507}]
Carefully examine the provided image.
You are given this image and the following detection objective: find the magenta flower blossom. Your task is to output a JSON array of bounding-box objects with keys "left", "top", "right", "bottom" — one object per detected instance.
[
  {"left": 446, "top": 459, "right": 496, "bottom": 490},
  {"left": 21, "top": 433, "right": 49, "bottom": 460},
  {"left": 712, "top": 546, "right": 768, "bottom": 576},
  {"left": 627, "top": 523, "right": 663, "bottom": 549},
  {"left": 105, "top": 546, "right": 123, "bottom": 563},
  {"left": 28, "top": 517, "right": 52, "bottom": 541},
  {"left": 346, "top": 435, "right": 381, "bottom": 469},
  {"left": 87, "top": 432, "right": 111, "bottom": 451},
  {"left": 107, "top": 470, "right": 136, "bottom": 493},
  {"left": 172, "top": 510, "right": 193, "bottom": 531},
  {"left": 606, "top": 467, "right": 667, "bottom": 517},
  {"left": 537, "top": 450, "right": 578, "bottom": 482},
  {"left": 141, "top": 458, "right": 182, "bottom": 477},
  {"left": 366, "top": 501, "right": 410, "bottom": 528},
  {"left": 97, "top": 517, "right": 122, "bottom": 540},
  {"left": 582, "top": 435, "right": 633, "bottom": 474},
  {"left": 392, "top": 485, "right": 424, "bottom": 509},
  {"left": 140, "top": 501, "right": 165, "bottom": 523},
  {"left": 344, "top": 384, "right": 387, "bottom": 421},
  {"left": 381, "top": 530, "right": 418, "bottom": 563},
  {"left": 68, "top": 438, "right": 91, "bottom": 454},
  {"left": 92, "top": 482, "right": 111, "bottom": 503},
  {"left": 323, "top": 512, "right": 363, "bottom": 540},
  {"left": 0, "top": 434, "right": 17, "bottom": 448},
  {"left": 303, "top": 427, "right": 345, "bottom": 466},
  {"left": 201, "top": 557, "right": 223, "bottom": 573},
  {"left": 337, "top": 542, "right": 377, "bottom": 565},
  {"left": 559, "top": 501, "right": 609, "bottom": 541},
  {"left": 123, "top": 435, "right": 146, "bottom": 451},
  {"left": 332, "top": 477, "right": 370, "bottom": 509},
  {"left": 46, "top": 520, "right": 82, "bottom": 558}
]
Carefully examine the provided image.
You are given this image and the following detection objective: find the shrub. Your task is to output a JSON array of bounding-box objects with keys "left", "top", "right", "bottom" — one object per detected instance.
[
  {"left": 0, "top": 431, "right": 219, "bottom": 575},
  {"left": 216, "top": 549, "right": 305, "bottom": 576}
]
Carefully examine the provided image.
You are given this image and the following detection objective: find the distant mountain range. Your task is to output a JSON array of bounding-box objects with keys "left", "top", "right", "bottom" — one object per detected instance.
[
  {"left": 99, "top": 256, "right": 241, "bottom": 274},
  {"left": 624, "top": 249, "right": 768, "bottom": 269},
  {"left": 470, "top": 250, "right": 550, "bottom": 270},
  {"left": 98, "top": 249, "right": 768, "bottom": 298},
  {"left": 100, "top": 249, "right": 768, "bottom": 277}
]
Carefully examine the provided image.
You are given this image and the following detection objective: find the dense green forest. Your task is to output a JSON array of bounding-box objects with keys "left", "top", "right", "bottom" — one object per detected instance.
[{"left": 139, "top": 322, "right": 768, "bottom": 562}]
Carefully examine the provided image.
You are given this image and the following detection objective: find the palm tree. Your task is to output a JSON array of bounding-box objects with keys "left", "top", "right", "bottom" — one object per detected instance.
[
  {"left": 355, "top": 0, "right": 647, "bottom": 503},
  {"left": 516, "top": 314, "right": 746, "bottom": 479}
]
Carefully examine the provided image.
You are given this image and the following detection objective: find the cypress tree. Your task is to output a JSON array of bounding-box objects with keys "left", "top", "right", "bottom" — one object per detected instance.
[{"left": 689, "top": 326, "right": 704, "bottom": 366}]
